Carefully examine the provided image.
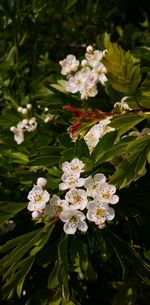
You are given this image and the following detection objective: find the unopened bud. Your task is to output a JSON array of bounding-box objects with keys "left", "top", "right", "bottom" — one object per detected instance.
[
  {"left": 21, "top": 108, "right": 28, "bottom": 115},
  {"left": 10, "top": 126, "right": 16, "bottom": 132},
  {"left": 37, "top": 177, "right": 47, "bottom": 188},
  {"left": 26, "top": 104, "right": 32, "bottom": 110},
  {"left": 17, "top": 107, "right": 23, "bottom": 113},
  {"left": 81, "top": 59, "right": 88, "bottom": 67},
  {"left": 32, "top": 210, "right": 42, "bottom": 219},
  {"left": 86, "top": 45, "right": 94, "bottom": 53}
]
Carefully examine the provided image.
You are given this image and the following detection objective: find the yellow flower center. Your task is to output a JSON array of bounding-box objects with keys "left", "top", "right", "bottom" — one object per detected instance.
[
  {"left": 71, "top": 164, "right": 78, "bottom": 171},
  {"left": 54, "top": 205, "right": 63, "bottom": 214},
  {"left": 34, "top": 194, "right": 42, "bottom": 202},
  {"left": 68, "top": 178, "right": 76, "bottom": 185},
  {"left": 69, "top": 216, "right": 77, "bottom": 223},
  {"left": 96, "top": 208, "right": 105, "bottom": 218},
  {"left": 73, "top": 195, "right": 81, "bottom": 204},
  {"left": 102, "top": 191, "right": 110, "bottom": 200}
]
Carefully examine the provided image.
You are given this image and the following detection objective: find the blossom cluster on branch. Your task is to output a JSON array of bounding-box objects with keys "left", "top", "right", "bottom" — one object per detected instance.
[
  {"left": 27, "top": 158, "right": 119, "bottom": 234},
  {"left": 10, "top": 117, "right": 37, "bottom": 144},
  {"left": 59, "top": 45, "right": 107, "bottom": 99}
]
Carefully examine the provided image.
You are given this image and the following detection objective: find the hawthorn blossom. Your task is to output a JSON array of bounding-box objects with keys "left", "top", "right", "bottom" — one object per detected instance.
[
  {"left": 59, "top": 55, "right": 79, "bottom": 75},
  {"left": 10, "top": 117, "right": 37, "bottom": 144},
  {"left": 114, "top": 96, "right": 131, "bottom": 113},
  {"left": 44, "top": 195, "right": 69, "bottom": 218},
  {"left": 93, "top": 63, "right": 107, "bottom": 85},
  {"left": 60, "top": 46, "right": 107, "bottom": 100},
  {"left": 59, "top": 173, "right": 85, "bottom": 190},
  {"left": 84, "top": 174, "right": 106, "bottom": 197},
  {"left": 60, "top": 209, "right": 88, "bottom": 234},
  {"left": 27, "top": 185, "right": 50, "bottom": 211},
  {"left": 87, "top": 201, "right": 115, "bottom": 227},
  {"left": 85, "top": 50, "right": 104, "bottom": 67},
  {"left": 83, "top": 118, "right": 115, "bottom": 153},
  {"left": 65, "top": 188, "right": 88, "bottom": 210},
  {"left": 95, "top": 183, "right": 119, "bottom": 204},
  {"left": 10, "top": 126, "right": 24, "bottom": 144},
  {"left": 62, "top": 158, "right": 84, "bottom": 175}
]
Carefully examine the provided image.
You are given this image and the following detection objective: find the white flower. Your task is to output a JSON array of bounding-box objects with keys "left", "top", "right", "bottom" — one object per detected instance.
[
  {"left": 59, "top": 55, "right": 79, "bottom": 75},
  {"left": 59, "top": 173, "right": 85, "bottom": 190},
  {"left": 93, "top": 63, "right": 107, "bottom": 85},
  {"left": 10, "top": 126, "right": 24, "bottom": 144},
  {"left": 60, "top": 209, "right": 88, "bottom": 234},
  {"left": 114, "top": 96, "right": 131, "bottom": 112},
  {"left": 27, "top": 186, "right": 50, "bottom": 210},
  {"left": 83, "top": 123, "right": 102, "bottom": 152},
  {"left": 36, "top": 177, "right": 47, "bottom": 188},
  {"left": 44, "top": 195, "right": 69, "bottom": 218},
  {"left": 65, "top": 188, "right": 88, "bottom": 210},
  {"left": 26, "top": 117, "right": 37, "bottom": 131},
  {"left": 62, "top": 158, "right": 84, "bottom": 175},
  {"left": 14, "top": 130, "right": 24, "bottom": 144},
  {"left": 80, "top": 83, "right": 98, "bottom": 99},
  {"left": 84, "top": 174, "right": 106, "bottom": 197},
  {"left": 87, "top": 201, "right": 115, "bottom": 227},
  {"left": 85, "top": 50, "right": 103, "bottom": 67},
  {"left": 96, "top": 183, "right": 119, "bottom": 204},
  {"left": 66, "top": 70, "right": 88, "bottom": 93},
  {"left": 83, "top": 118, "right": 115, "bottom": 153}
]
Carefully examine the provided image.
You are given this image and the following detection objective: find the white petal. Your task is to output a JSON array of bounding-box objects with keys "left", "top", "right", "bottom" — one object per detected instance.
[
  {"left": 27, "top": 202, "right": 35, "bottom": 211},
  {"left": 106, "top": 207, "right": 115, "bottom": 221},
  {"left": 78, "top": 221, "right": 88, "bottom": 232},
  {"left": 94, "top": 173, "right": 106, "bottom": 183},
  {"left": 63, "top": 222, "right": 77, "bottom": 235},
  {"left": 110, "top": 195, "right": 119, "bottom": 204}
]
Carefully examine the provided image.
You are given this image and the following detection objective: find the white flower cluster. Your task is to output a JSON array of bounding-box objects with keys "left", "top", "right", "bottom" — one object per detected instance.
[
  {"left": 10, "top": 117, "right": 37, "bottom": 144},
  {"left": 17, "top": 104, "right": 32, "bottom": 115},
  {"left": 27, "top": 177, "right": 50, "bottom": 219},
  {"left": 59, "top": 45, "right": 107, "bottom": 100},
  {"left": 83, "top": 117, "right": 115, "bottom": 153},
  {"left": 40, "top": 158, "right": 119, "bottom": 235}
]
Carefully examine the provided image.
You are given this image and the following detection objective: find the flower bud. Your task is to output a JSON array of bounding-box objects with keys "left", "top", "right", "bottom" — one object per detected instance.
[
  {"left": 26, "top": 103, "right": 32, "bottom": 110},
  {"left": 36, "top": 177, "right": 47, "bottom": 188},
  {"left": 32, "top": 210, "right": 42, "bottom": 219},
  {"left": 10, "top": 126, "right": 16, "bottom": 132},
  {"left": 22, "top": 119, "right": 28, "bottom": 126},
  {"left": 86, "top": 45, "right": 94, "bottom": 53},
  {"left": 81, "top": 59, "right": 88, "bottom": 67},
  {"left": 21, "top": 108, "right": 28, "bottom": 115},
  {"left": 17, "top": 107, "right": 23, "bottom": 113}
]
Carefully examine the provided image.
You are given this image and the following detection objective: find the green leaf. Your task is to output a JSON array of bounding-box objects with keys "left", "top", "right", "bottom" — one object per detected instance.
[
  {"left": 29, "top": 156, "right": 60, "bottom": 167},
  {"left": 104, "top": 230, "right": 150, "bottom": 279},
  {"left": 110, "top": 113, "right": 147, "bottom": 138},
  {"left": 110, "top": 136, "right": 150, "bottom": 188},
  {"left": 2, "top": 256, "right": 35, "bottom": 299},
  {"left": 0, "top": 229, "right": 41, "bottom": 254},
  {"left": 91, "top": 131, "right": 118, "bottom": 164},
  {"left": 74, "top": 138, "right": 90, "bottom": 158},
  {"left": 0, "top": 201, "right": 26, "bottom": 226},
  {"left": 136, "top": 80, "right": 150, "bottom": 108},
  {"left": 48, "top": 261, "right": 63, "bottom": 289},
  {"left": 103, "top": 39, "right": 141, "bottom": 95},
  {"left": 30, "top": 223, "right": 55, "bottom": 256}
]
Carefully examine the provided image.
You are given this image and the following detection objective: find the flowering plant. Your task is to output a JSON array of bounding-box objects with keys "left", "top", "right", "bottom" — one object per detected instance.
[{"left": 1, "top": 30, "right": 150, "bottom": 305}]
